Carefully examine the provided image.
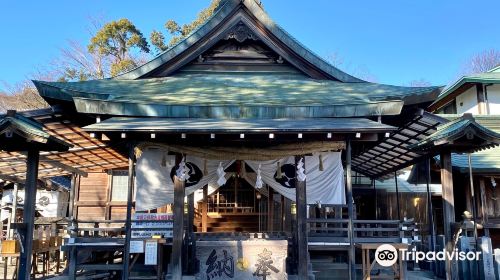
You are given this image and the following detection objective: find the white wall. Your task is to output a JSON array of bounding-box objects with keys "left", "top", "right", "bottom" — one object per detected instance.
[
  {"left": 456, "top": 87, "right": 479, "bottom": 114},
  {"left": 486, "top": 84, "right": 500, "bottom": 114}
]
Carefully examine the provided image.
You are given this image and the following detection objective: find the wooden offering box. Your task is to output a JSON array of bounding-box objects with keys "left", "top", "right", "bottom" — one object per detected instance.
[
  {"left": 1, "top": 240, "right": 20, "bottom": 254},
  {"left": 49, "top": 236, "right": 62, "bottom": 247}
]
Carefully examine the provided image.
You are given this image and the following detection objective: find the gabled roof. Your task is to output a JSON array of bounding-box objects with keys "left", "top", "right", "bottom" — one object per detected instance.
[
  {"left": 0, "top": 110, "right": 70, "bottom": 151},
  {"left": 435, "top": 114, "right": 500, "bottom": 173},
  {"left": 33, "top": 0, "right": 441, "bottom": 118},
  {"left": 0, "top": 108, "right": 128, "bottom": 184},
  {"left": 429, "top": 70, "right": 500, "bottom": 111},
  {"left": 409, "top": 113, "right": 500, "bottom": 153},
  {"left": 116, "top": 0, "right": 362, "bottom": 82},
  {"left": 33, "top": 73, "right": 438, "bottom": 118}
]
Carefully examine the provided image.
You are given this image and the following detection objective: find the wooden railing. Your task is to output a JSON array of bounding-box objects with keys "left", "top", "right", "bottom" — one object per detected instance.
[
  {"left": 71, "top": 220, "right": 126, "bottom": 237},
  {"left": 307, "top": 218, "right": 417, "bottom": 244}
]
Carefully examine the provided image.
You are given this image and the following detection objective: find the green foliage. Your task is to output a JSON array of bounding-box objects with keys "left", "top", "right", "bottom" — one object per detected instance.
[
  {"left": 88, "top": 18, "right": 150, "bottom": 76},
  {"left": 165, "top": 20, "right": 181, "bottom": 35},
  {"left": 150, "top": 30, "right": 168, "bottom": 53},
  {"left": 150, "top": 0, "right": 223, "bottom": 52},
  {"left": 110, "top": 59, "right": 137, "bottom": 77},
  {"left": 58, "top": 68, "right": 91, "bottom": 82}
]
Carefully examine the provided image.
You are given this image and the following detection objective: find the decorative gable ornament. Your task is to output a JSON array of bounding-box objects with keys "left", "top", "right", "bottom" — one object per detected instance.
[{"left": 225, "top": 22, "right": 258, "bottom": 43}]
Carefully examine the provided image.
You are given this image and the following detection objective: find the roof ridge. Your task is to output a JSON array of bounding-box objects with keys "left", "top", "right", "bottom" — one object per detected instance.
[{"left": 115, "top": 0, "right": 365, "bottom": 83}]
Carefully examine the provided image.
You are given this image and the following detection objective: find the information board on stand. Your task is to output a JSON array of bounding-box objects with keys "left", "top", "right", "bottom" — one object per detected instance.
[{"left": 131, "top": 213, "right": 173, "bottom": 239}]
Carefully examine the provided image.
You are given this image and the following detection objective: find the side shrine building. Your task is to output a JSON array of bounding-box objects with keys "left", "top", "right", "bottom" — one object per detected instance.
[{"left": 1, "top": 0, "right": 497, "bottom": 279}]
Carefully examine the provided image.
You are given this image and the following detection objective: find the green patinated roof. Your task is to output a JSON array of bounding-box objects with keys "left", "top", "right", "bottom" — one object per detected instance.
[
  {"left": 410, "top": 114, "right": 500, "bottom": 153},
  {"left": 0, "top": 113, "right": 49, "bottom": 141},
  {"left": 0, "top": 111, "right": 71, "bottom": 151},
  {"left": 431, "top": 71, "right": 500, "bottom": 107},
  {"left": 433, "top": 114, "right": 500, "bottom": 173},
  {"left": 33, "top": 73, "right": 438, "bottom": 118},
  {"left": 83, "top": 117, "right": 396, "bottom": 133}
]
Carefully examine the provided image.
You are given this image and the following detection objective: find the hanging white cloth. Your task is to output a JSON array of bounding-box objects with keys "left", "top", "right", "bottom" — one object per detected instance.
[
  {"left": 135, "top": 146, "right": 345, "bottom": 210},
  {"left": 135, "top": 147, "right": 234, "bottom": 211},
  {"left": 245, "top": 152, "right": 345, "bottom": 205},
  {"left": 135, "top": 148, "right": 176, "bottom": 211}
]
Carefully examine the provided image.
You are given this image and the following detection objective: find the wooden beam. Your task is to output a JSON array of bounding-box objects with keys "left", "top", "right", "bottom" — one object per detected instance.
[
  {"left": 295, "top": 155, "right": 308, "bottom": 279},
  {"left": 440, "top": 151, "right": 455, "bottom": 280},
  {"left": 346, "top": 140, "right": 356, "bottom": 280},
  {"left": 18, "top": 149, "right": 39, "bottom": 280},
  {"left": 39, "top": 155, "right": 88, "bottom": 177},
  {"left": 121, "top": 145, "right": 136, "bottom": 280},
  {"left": 172, "top": 154, "right": 185, "bottom": 280}
]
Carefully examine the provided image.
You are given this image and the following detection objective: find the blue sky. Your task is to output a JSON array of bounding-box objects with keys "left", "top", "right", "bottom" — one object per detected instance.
[{"left": 1, "top": 0, "right": 499, "bottom": 91}]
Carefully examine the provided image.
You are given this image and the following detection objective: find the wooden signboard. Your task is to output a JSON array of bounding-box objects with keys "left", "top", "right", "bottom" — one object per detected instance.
[{"left": 196, "top": 240, "right": 288, "bottom": 280}]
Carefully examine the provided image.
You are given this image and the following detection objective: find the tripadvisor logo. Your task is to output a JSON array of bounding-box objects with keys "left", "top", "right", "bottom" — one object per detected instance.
[
  {"left": 375, "top": 244, "right": 482, "bottom": 266},
  {"left": 375, "top": 244, "right": 398, "bottom": 267}
]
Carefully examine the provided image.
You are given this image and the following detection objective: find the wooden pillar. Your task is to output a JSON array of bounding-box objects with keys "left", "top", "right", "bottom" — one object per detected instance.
[
  {"left": 346, "top": 140, "right": 356, "bottom": 280},
  {"left": 440, "top": 151, "right": 455, "bottom": 280},
  {"left": 425, "top": 158, "right": 436, "bottom": 256},
  {"left": 283, "top": 197, "right": 292, "bottom": 232},
  {"left": 172, "top": 154, "right": 185, "bottom": 280},
  {"left": 8, "top": 183, "right": 18, "bottom": 239},
  {"left": 68, "top": 174, "right": 77, "bottom": 219},
  {"left": 18, "top": 149, "right": 39, "bottom": 280},
  {"left": 476, "top": 84, "right": 487, "bottom": 115},
  {"left": 295, "top": 155, "right": 308, "bottom": 279},
  {"left": 186, "top": 192, "right": 194, "bottom": 273},
  {"left": 479, "top": 178, "right": 490, "bottom": 236},
  {"left": 280, "top": 195, "right": 285, "bottom": 231},
  {"left": 394, "top": 172, "right": 401, "bottom": 221},
  {"left": 268, "top": 187, "right": 274, "bottom": 232},
  {"left": 122, "top": 145, "right": 136, "bottom": 280},
  {"left": 202, "top": 185, "right": 208, "bottom": 232}
]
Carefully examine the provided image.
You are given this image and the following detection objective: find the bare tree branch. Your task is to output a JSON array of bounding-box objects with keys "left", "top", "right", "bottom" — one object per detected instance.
[{"left": 461, "top": 49, "right": 500, "bottom": 75}]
